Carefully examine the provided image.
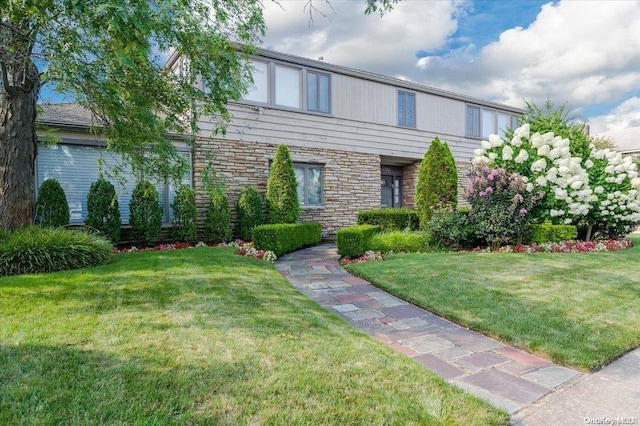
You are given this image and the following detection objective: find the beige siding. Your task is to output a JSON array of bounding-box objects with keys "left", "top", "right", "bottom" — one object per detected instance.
[{"left": 332, "top": 74, "right": 396, "bottom": 125}]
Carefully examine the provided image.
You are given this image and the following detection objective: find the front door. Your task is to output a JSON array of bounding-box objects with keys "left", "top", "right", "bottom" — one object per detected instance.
[{"left": 381, "top": 171, "right": 402, "bottom": 208}]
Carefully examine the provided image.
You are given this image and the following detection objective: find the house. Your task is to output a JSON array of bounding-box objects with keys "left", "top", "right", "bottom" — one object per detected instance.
[
  {"left": 595, "top": 127, "right": 640, "bottom": 156},
  {"left": 37, "top": 48, "right": 523, "bottom": 238}
]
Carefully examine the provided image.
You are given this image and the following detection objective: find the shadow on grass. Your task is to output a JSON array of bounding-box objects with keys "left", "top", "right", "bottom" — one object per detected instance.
[{"left": 0, "top": 343, "right": 260, "bottom": 424}]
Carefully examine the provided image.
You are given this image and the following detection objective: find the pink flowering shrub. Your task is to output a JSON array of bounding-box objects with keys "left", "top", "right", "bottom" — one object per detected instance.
[{"left": 466, "top": 162, "right": 543, "bottom": 250}]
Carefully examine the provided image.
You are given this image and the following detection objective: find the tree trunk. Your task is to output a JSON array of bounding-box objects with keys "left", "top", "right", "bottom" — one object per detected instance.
[{"left": 0, "top": 79, "right": 40, "bottom": 230}]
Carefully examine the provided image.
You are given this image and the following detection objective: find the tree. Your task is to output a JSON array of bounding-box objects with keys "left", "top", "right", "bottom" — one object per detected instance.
[
  {"left": 129, "top": 181, "right": 163, "bottom": 246},
  {"left": 0, "top": 0, "right": 398, "bottom": 231},
  {"left": 35, "top": 178, "right": 69, "bottom": 227},
  {"left": 415, "top": 137, "right": 458, "bottom": 227},
  {"left": 86, "top": 176, "right": 121, "bottom": 243},
  {"left": 266, "top": 144, "right": 300, "bottom": 224},
  {"left": 236, "top": 186, "right": 264, "bottom": 241},
  {"left": 205, "top": 187, "right": 232, "bottom": 243}
]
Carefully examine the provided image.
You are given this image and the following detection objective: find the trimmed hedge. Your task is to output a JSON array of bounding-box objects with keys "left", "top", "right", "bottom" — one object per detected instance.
[
  {"left": 368, "top": 231, "right": 432, "bottom": 253},
  {"left": 525, "top": 223, "right": 578, "bottom": 244},
  {"left": 336, "top": 225, "right": 380, "bottom": 258},
  {"left": 356, "top": 209, "right": 419, "bottom": 232},
  {"left": 0, "top": 226, "right": 113, "bottom": 277},
  {"left": 253, "top": 223, "right": 322, "bottom": 256}
]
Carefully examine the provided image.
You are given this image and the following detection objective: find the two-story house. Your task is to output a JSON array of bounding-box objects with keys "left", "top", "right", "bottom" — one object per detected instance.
[{"left": 37, "top": 47, "right": 523, "bottom": 237}]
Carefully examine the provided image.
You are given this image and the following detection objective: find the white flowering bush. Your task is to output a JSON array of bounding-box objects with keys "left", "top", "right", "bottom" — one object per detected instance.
[{"left": 474, "top": 123, "right": 640, "bottom": 239}]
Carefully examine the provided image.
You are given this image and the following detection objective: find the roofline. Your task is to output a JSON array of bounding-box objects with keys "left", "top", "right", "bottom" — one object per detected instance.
[{"left": 164, "top": 45, "right": 524, "bottom": 115}]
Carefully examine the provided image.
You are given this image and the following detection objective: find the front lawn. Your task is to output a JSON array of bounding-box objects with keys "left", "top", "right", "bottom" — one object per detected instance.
[
  {"left": 345, "top": 235, "right": 640, "bottom": 371},
  {"left": 0, "top": 247, "right": 507, "bottom": 425}
]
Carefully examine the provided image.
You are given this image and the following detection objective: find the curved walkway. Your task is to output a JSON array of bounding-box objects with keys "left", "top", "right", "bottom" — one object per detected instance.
[{"left": 276, "top": 243, "right": 588, "bottom": 417}]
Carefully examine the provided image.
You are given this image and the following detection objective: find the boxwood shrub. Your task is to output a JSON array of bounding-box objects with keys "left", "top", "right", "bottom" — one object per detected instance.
[
  {"left": 525, "top": 223, "right": 578, "bottom": 244},
  {"left": 0, "top": 226, "right": 113, "bottom": 277},
  {"left": 253, "top": 223, "right": 322, "bottom": 256},
  {"left": 356, "top": 208, "right": 419, "bottom": 232},
  {"left": 368, "top": 231, "right": 432, "bottom": 253},
  {"left": 336, "top": 225, "right": 380, "bottom": 258}
]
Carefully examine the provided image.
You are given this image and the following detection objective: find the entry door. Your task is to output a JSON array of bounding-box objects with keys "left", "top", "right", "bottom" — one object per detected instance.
[{"left": 381, "top": 175, "right": 401, "bottom": 208}]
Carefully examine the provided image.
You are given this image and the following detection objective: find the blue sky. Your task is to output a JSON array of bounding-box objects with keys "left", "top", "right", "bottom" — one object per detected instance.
[{"left": 42, "top": 0, "right": 640, "bottom": 134}]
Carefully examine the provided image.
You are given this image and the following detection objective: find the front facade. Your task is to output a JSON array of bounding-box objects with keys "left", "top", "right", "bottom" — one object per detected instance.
[{"left": 37, "top": 48, "right": 523, "bottom": 238}]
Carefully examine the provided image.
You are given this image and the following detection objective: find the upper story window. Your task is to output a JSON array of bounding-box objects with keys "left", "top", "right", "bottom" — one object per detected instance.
[
  {"left": 275, "top": 64, "right": 301, "bottom": 108},
  {"left": 245, "top": 60, "right": 269, "bottom": 103},
  {"left": 242, "top": 59, "right": 331, "bottom": 114},
  {"left": 307, "top": 71, "right": 330, "bottom": 113},
  {"left": 398, "top": 91, "right": 415, "bottom": 127},
  {"left": 466, "top": 104, "right": 520, "bottom": 139}
]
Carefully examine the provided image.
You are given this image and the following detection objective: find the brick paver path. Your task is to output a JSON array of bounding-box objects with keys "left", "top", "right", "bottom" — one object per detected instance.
[{"left": 276, "top": 243, "right": 581, "bottom": 414}]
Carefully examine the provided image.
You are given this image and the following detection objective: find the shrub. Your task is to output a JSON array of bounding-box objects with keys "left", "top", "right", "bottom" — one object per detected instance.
[
  {"left": 0, "top": 226, "right": 112, "bottom": 277},
  {"left": 253, "top": 223, "right": 322, "bottom": 256},
  {"left": 129, "top": 181, "right": 163, "bottom": 246},
  {"left": 428, "top": 208, "right": 476, "bottom": 249},
  {"left": 466, "top": 163, "right": 542, "bottom": 251},
  {"left": 525, "top": 223, "right": 578, "bottom": 244},
  {"left": 85, "top": 176, "right": 121, "bottom": 243},
  {"left": 356, "top": 208, "right": 419, "bottom": 231},
  {"left": 35, "top": 178, "right": 70, "bottom": 227},
  {"left": 171, "top": 184, "right": 198, "bottom": 242},
  {"left": 205, "top": 187, "right": 232, "bottom": 243},
  {"left": 266, "top": 144, "right": 300, "bottom": 224},
  {"left": 416, "top": 137, "right": 458, "bottom": 228},
  {"left": 336, "top": 225, "right": 380, "bottom": 258},
  {"left": 236, "top": 186, "right": 264, "bottom": 241},
  {"left": 368, "top": 230, "right": 431, "bottom": 253}
]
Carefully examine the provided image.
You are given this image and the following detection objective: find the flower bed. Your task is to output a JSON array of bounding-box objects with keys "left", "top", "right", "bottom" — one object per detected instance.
[{"left": 115, "top": 240, "right": 277, "bottom": 262}]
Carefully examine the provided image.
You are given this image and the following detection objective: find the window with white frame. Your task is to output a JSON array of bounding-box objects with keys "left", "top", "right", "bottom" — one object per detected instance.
[
  {"left": 294, "top": 163, "right": 323, "bottom": 206},
  {"left": 398, "top": 91, "right": 415, "bottom": 127},
  {"left": 466, "top": 105, "right": 520, "bottom": 139},
  {"left": 36, "top": 143, "right": 192, "bottom": 225},
  {"left": 307, "top": 71, "right": 330, "bottom": 113}
]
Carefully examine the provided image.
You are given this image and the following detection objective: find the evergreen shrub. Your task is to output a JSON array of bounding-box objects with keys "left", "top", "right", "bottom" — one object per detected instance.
[
  {"left": 205, "top": 188, "right": 232, "bottom": 243},
  {"left": 129, "top": 181, "right": 163, "bottom": 246},
  {"left": 525, "top": 223, "right": 578, "bottom": 244},
  {"left": 356, "top": 208, "right": 419, "bottom": 231},
  {"left": 171, "top": 184, "right": 198, "bottom": 242},
  {"left": 368, "top": 231, "right": 431, "bottom": 253},
  {"left": 253, "top": 223, "right": 322, "bottom": 256},
  {"left": 35, "top": 178, "right": 70, "bottom": 227},
  {"left": 266, "top": 144, "right": 300, "bottom": 224},
  {"left": 85, "top": 176, "right": 121, "bottom": 243},
  {"left": 428, "top": 208, "right": 476, "bottom": 249},
  {"left": 236, "top": 186, "right": 264, "bottom": 241},
  {"left": 336, "top": 225, "right": 380, "bottom": 258},
  {"left": 415, "top": 137, "right": 458, "bottom": 228}
]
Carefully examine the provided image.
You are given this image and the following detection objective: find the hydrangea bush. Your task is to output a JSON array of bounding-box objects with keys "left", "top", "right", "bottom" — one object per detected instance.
[{"left": 473, "top": 123, "right": 640, "bottom": 240}]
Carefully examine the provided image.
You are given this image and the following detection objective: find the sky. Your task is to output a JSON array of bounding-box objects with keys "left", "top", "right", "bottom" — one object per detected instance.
[
  {"left": 258, "top": 0, "right": 640, "bottom": 134},
  {"left": 39, "top": 0, "right": 640, "bottom": 134}
]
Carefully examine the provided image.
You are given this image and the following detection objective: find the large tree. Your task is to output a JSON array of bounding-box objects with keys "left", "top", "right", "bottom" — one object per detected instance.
[{"left": 0, "top": 0, "right": 397, "bottom": 230}]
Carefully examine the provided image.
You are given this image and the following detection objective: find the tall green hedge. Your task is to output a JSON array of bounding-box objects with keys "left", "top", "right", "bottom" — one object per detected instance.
[
  {"left": 85, "top": 176, "right": 121, "bottom": 243},
  {"left": 336, "top": 225, "right": 380, "bottom": 258},
  {"left": 35, "top": 178, "right": 70, "bottom": 227},
  {"left": 129, "top": 181, "right": 163, "bottom": 246},
  {"left": 415, "top": 137, "right": 458, "bottom": 228},
  {"left": 236, "top": 186, "right": 264, "bottom": 241},
  {"left": 266, "top": 144, "right": 300, "bottom": 224}
]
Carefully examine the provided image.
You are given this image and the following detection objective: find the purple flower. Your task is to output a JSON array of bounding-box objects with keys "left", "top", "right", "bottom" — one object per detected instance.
[{"left": 519, "top": 207, "right": 527, "bottom": 216}]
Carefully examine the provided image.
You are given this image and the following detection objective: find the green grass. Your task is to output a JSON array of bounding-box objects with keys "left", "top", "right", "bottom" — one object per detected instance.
[
  {"left": 0, "top": 247, "right": 507, "bottom": 425},
  {"left": 346, "top": 236, "right": 640, "bottom": 372}
]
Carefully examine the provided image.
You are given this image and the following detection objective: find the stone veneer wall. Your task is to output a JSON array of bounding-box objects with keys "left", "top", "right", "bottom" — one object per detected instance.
[
  {"left": 401, "top": 161, "right": 421, "bottom": 209},
  {"left": 192, "top": 138, "right": 381, "bottom": 238}
]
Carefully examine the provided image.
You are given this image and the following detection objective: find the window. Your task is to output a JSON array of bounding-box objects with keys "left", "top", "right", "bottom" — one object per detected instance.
[
  {"left": 275, "top": 65, "right": 301, "bottom": 108},
  {"left": 244, "top": 60, "right": 268, "bottom": 103},
  {"left": 466, "top": 105, "right": 480, "bottom": 137},
  {"left": 398, "top": 91, "right": 415, "bottom": 127},
  {"left": 36, "top": 144, "right": 192, "bottom": 225},
  {"left": 294, "top": 164, "right": 323, "bottom": 206},
  {"left": 466, "top": 104, "right": 520, "bottom": 139},
  {"left": 307, "top": 71, "right": 330, "bottom": 113}
]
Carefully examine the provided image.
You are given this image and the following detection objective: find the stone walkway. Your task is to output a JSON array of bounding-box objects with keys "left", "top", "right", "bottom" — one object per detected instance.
[{"left": 275, "top": 243, "right": 581, "bottom": 415}]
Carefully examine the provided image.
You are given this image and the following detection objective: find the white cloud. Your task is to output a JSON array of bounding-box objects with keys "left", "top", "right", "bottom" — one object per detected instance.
[{"left": 589, "top": 97, "right": 640, "bottom": 134}]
